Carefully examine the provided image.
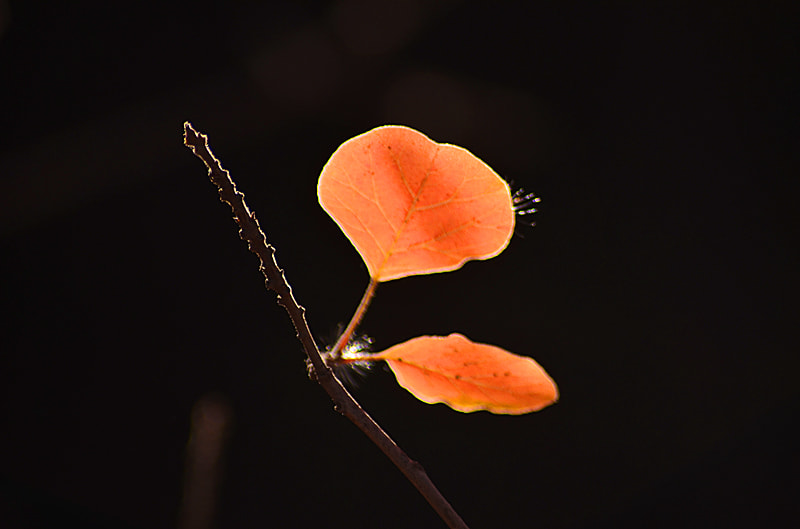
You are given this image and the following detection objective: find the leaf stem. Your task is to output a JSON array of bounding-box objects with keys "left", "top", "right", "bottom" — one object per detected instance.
[
  {"left": 330, "top": 278, "right": 378, "bottom": 360},
  {"left": 330, "top": 354, "right": 378, "bottom": 365}
]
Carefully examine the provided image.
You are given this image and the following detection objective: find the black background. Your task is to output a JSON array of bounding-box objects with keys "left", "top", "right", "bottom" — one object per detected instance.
[{"left": 1, "top": 2, "right": 798, "bottom": 528}]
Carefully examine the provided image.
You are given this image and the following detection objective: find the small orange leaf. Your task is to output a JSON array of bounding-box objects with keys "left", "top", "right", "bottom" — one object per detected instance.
[
  {"left": 318, "top": 126, "right": 514, "bottom": 281},
  {"left": 371, "top": 333, "right": 558, "bottom": 414}
]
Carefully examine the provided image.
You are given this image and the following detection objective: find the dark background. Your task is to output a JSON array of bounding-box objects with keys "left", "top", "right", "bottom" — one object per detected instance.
[{"left": 1, "top": 2, "right": 798, "bottom": 528}]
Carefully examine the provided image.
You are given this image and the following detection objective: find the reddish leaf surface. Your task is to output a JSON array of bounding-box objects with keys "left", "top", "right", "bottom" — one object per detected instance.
[
  {"left": 371, "top": 333, "right": 558, "bottom": 414},
  {"left": 318, "top": 126, "right": 515, "bottom": 281}
]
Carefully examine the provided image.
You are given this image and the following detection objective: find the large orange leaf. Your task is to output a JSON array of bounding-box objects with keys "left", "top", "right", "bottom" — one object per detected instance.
[
  {"left": 318, "top": 126, "right": 515, "bottom": 281},
  {"left": 370, "top": 333, "right": 558, "bottom": 414}
]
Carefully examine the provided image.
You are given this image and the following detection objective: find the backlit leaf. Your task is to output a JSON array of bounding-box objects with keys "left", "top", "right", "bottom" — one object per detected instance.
[
  {"left": 371, "top": 333, "right": 558, "bottom": 414},
  {"left": 318, "top": 126, "right": 515, "bottom": 281}
]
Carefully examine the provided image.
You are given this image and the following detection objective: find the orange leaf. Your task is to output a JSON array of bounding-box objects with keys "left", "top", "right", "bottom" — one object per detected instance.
[
  {"left": 371, "top": 333, "right": 558, "bottom": 414},
  {"left": 318, "top": 126, "right": 515, "bottom": 281}
]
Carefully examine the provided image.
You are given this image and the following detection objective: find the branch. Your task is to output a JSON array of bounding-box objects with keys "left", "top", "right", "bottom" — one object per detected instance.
[{"left": 183, "top": 122, "right": 470, "bottom": 529}]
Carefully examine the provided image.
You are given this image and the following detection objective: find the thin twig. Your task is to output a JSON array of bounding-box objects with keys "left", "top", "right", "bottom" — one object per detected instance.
[
  {"left": 178, "top": 393, "right": 231, "bottom": 529},
  {"left": 183, "top": 122, "right": 470, "bottom": 529}
]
